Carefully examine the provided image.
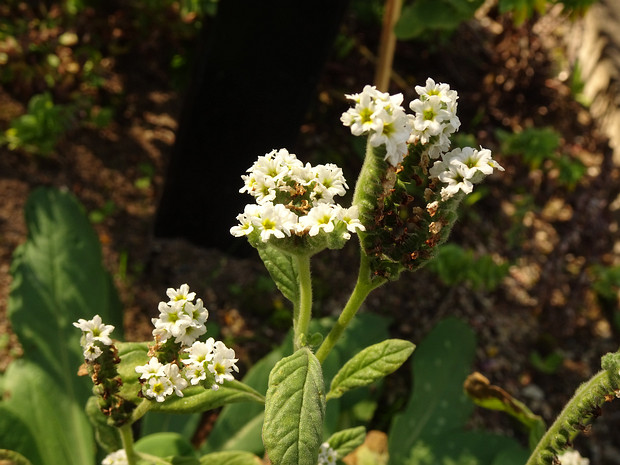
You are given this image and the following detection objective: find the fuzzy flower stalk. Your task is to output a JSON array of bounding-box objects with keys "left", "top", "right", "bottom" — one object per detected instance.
[{"left": 341, "top": 79, "right": 504, "bottom": 280}]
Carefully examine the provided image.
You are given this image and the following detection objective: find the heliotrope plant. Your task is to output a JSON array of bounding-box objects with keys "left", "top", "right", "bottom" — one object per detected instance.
[{"left": 69, "top": 79, "right": 610, "bottom": 465}]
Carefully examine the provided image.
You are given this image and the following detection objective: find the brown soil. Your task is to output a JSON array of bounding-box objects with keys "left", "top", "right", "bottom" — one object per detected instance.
[{"left": 1, "top": 5, "right": 620, "bottom": 463}]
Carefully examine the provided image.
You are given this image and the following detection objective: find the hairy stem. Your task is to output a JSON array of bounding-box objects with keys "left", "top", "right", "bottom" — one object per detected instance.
[
  {"left": 526, "top": 359, "right": 620, "bottom": 465},
  {"left": 294, "top": 254, "right": 313, "bottom": 350},
  {"left": 120, "top": 423, "right": 137, "bottom": 465},
  {"left": 315, "top": 254, "right": 384, "bottom": 363}
]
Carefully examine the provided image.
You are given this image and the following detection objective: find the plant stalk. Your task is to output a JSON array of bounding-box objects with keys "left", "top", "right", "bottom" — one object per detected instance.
[
  {"left": 315, "top": 254, "right": 384, "bottom": 363},
  {"left": 375, "top": 0, "right": 403, "bottom": 91},
  {"left": 120, "top": 423, "right": 138, "bottom": 465},
  {"left": 294, "top": 254, "right": 313, "bottom": 350}
]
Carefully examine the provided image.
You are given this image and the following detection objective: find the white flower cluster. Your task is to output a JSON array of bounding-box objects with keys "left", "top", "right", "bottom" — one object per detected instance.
[
  {"left": 341, "top": 79, "right": 503, "bottom": 202},
  {"left": 558, "top": 450, "right": 590, "bottom": 465},
  {"left": 102, "top": 449, "right": 127, "bottom": 465},
  {"left": 429, "top": 146, "right": 504, "bottom": 201},
  {"left": 409, "top": 78, "right": 461, "bottom": 158},
  {"left": 231, "top": 148, "right": 364, "bottom": 242},
  {"left": 317, "top": 442, "right": 338, "bottom": 465},
  {"left": 152, "top": 283, "right": 209, "bottom": 346},
  {"left": 183, "top": 338, "right": 239, "bottom": 389},
  {"left": 134, "top": 284, "right": 240, "bottom": 402},
  {"left": 73, "top": 314, "right": 115, "bottom": 361},
  {"left": 341, "top": 85, "right": 410, "bottom": 166}
]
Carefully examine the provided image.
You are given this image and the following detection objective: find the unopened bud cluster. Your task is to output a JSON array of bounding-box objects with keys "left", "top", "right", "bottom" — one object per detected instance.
[{"left": 231, "top": 148, "right": 364, "bottom": 253}]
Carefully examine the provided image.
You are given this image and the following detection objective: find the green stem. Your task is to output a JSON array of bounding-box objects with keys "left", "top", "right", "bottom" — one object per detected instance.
[
  {"left": 525, "top": 368, "right": 615, "bottom": 465},
  {"left": 315, "top": 254, "right": 384, "bottom": 363},
  {"left": 294, "top": 254, "right": 313, "bottom": 350},
  {"left": 120, "top": 423, "right": 137, "bottom": 465},
  {"left": 130, "top": 398, "right": 152, "bottom": 424}
]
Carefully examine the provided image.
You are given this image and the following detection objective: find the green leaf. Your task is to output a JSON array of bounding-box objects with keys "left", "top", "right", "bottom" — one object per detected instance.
[
  {"left": 406, "top": 431, "right": 528, "bottom": 465},
  {"left": 326, "top": 426, "right": 366, "bottom": 458},
  {"left": 388, "top": 318, "right": 476, "bottom": 465},
  {"left": 395, "top": 0, "right": 484, "bottom": 39},
  {"left": 0, "top": 360, "right": 95, "bottom": 465},
  {"left": 150, "top": 380, "right": 265, "bottom": 414},
  {"left": 257, "top": 242, "right": 299, "bottom": 306},
  {"left": 8, "top": 187, "right": 123, "bottom": 399},
  {"left": 0, "top": 449, "right": 34, "bottom": 465},
  {"left": 263, "top": 347, "right": 325, "bottom": 465},
  {"left": 135, "top": 432, "right": 197, "bottom": 459},
  {"left": 327, "top": 339, "right": 415, "bottom": 400},
  {"left": 200, "top": 339, "right": 291, "bottom": 455},
  {"left": 198, "top": 451, "right": 263, "bottom": 465}
]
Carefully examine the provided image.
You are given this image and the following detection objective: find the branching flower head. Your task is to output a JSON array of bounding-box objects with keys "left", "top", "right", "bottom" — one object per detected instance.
[{"left": 231, "top": 149, "right": 364, "bottom": 254}]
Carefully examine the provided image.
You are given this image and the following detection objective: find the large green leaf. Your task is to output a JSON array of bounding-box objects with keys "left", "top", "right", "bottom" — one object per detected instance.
[
  {"left": 263, "top": 347, "right": 325, "bottom": 465},
  {"left": 0, "top": 360, "right": 95, "bottom": 465},
  {"left": 8, "top": 187, "right": 123, "bottom": 402},
  {"left": 405, "top": 431, "right": 528, "bottom": 465},
  {"left": 135, "top": 432, "right": 197, "bottom": 462},
  {"left": 327, "top": 339, "right": 415, "bottom": 400},
  {"left": 257, "top": 243, "right": 299, "bottom": 307},
  {"left": 325, "top": 426, "right": 366, "bottom": 458},
  {"left": 1, "top": 187, "right": 123, "bottom": 465},
  {"left": 388, "top": 318, "right": 476, "bottom": 465}
]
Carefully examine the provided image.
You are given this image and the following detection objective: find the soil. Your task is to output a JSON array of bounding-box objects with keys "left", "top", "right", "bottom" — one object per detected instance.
[{"left": 1, "top": 4, "right": 620, "bottom": 464}]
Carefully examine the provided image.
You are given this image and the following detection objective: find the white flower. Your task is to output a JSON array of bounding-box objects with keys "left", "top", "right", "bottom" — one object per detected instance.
[
  {"left": 341, "top": 85, "right": 385, "bottom": 136},
  {"left": 152, "top": 300, "right": 193, "bottom": 343},
  {"left": 299, "top": 204, "right": 338, "bottom": 236},
  {"left": 337, "top": 205, "right": 365, "bottom": 239},
  {"left": 183, "top": 338, "right": 216, "bottom": 385},
  {"left": 135, "top": 356, "right": 164, "bottom": 380},
  {"left": 73, "top": 314, "right": 115, "bottom": 347},
  {"left": 145, "top": 375, "right": 174, "bottom": 402},
  {"left": 437, "top": 161, "right": 475, "bottom": 201},
  {"left": 318, "top": 442, "right": 338, "bottom": 465},
  {"left": 312, "top": 163, "right": 348, "bottom": 200},
  {"left": 369, "top": 108, "right": 410, "bottom": 166},
  {"left": 253, "top": 203, "right": 298, "bottom": 242},
  {"left": 82, "top": 342, "right": 103, "bottom": 362},
  {"left": 409, "top": 95, "right": 451, "bottom": 143},
  {"left": 415, "top": 78, "right": 458, "bottom": 106},
  {"left": 163, "top": 363, "right": 188, "bottom": 397},
  {"left": 208, "top": 340, "right": 239, "bottom": 388},
  {"left": 452, "top": 147, "right": 501, "bottom": 176},
  {"left": 230, "top": 204, "right": 261, "bottom": 237},
  {"left": 558, "top": 450, "right": 590, "bottom": 465},
  {"left": 166, "top": 283, "right": 196, "bottom": 304},
  {"left": 102, "top": 449, "right": 128, "bottom": 465}
]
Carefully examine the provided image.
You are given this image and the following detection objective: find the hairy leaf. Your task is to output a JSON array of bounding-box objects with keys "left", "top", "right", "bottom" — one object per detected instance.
[
  {"left": 326, "top": 426, "right": 366, "bottom": 458},
  {"left": 263, "top": 348, "right": 325, "bottom": 465},
  {"left": 257, "top": 243, "right": 299, "bottom": 306},
  {"left": 327, "top": 339, "right": 414, "bottom": 400}
]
